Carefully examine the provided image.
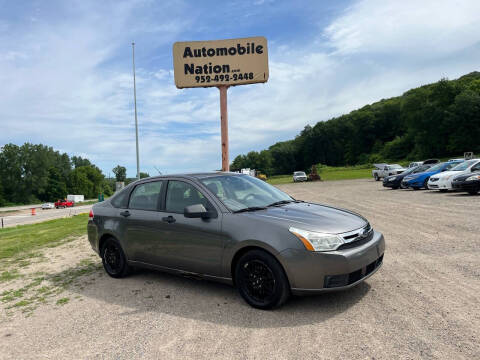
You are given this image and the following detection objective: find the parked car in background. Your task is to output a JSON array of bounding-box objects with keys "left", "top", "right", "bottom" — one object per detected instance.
[
  {"left": 427, "top": 159, "right": 480, "bottom": 192},
  {"left": 88, "top": 173, "right": 385, "bottom": 309},
  {"left": 55, "top": 199, "right": 74, "bottom": 208},
  {"left": 41, "top": 202, "right": 55, "bottom": 210},
  {"left": 293, "top": 171, "right": 308, "bottom": 182},
  {"left": 372, "top": 164, "right": 406, "bottom": 181},
  {"left": 383, "top": 164, "right": 433, "bottom": 189},
  {"left": 408, "top": 159, "right": 439, "bottom": 168},
  {"left": 401, "top": 160, "right": 464, "bottom": 190},
  {"left": 451, "top": 172, "right": 480, "bottom": 195}
]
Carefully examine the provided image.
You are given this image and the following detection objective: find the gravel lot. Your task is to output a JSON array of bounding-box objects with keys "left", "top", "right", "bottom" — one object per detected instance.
[{"left": 1, "top": 179, "right": 479, "bottom": 359}]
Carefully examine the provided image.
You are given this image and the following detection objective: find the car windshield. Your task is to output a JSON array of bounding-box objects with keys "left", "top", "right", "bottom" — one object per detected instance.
[
  {"left": 413, "top": 165, "right": 431, "bottom": 173},
  {"left": 427, "top": 162, "right": 448, "bottom": 172},
  {"left": 450, "top": 160, "right": 476, "bottom": 171},
  {"left": 199, "top": 175, "right": 293, "bottom": 212},
  {"left": 294, "top": 172, "right": 306, "bottom": 176}
]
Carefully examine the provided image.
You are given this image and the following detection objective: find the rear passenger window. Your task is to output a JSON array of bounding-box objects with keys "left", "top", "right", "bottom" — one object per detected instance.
[
  {"left": 111, "top": 189, "right": 130, "bottom": 208},
  {"left": 129, "top": 181, "right": 163, "bottom": 211}
]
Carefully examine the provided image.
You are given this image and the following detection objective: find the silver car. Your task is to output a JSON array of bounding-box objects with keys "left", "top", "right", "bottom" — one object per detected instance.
[{"left": 88, "top": 173, "right": 385, "bottom": 309}]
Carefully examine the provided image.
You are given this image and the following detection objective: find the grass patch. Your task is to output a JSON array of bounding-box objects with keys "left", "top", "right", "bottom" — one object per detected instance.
[
  {"left": 56, "top": 297, "right": 69, "bottom": 306},
  {"left": 0, "top": 213, "right": 88, "bottom": 261},
  {"left": 0, "top": 269, "right": 22, "bottom": 282},
  {"left": 267, "top": 165, "right": 373, "bottom": 185}
]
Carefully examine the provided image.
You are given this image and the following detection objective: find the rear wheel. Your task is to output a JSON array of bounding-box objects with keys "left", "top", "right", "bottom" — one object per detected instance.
[
  {"left": 235, "top": 250, "right": 290, "bottom": 309},
  {"left": 101, "top": 238, "right": 130, "bottom": 278},
  {"left": 374, "top": 174, "right": 379, "bottom": 181}
]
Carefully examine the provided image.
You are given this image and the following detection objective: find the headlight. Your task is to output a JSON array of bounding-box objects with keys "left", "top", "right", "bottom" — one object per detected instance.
[
  {"left": 466, "top": 175, "right": 480, "bottom": 181},
  {"left": 289, "top": 227, "right": 344, "bottom": 252}
]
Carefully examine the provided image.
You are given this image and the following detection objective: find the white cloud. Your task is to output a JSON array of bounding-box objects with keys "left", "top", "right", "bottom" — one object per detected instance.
[{"left": 1, "top": 0, "right": 479, "bottom": 176}]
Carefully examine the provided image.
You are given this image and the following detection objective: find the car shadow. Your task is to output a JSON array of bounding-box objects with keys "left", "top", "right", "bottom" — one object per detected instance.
[{"left": 65, "top": 266, "right": 371, "bottom": 329}]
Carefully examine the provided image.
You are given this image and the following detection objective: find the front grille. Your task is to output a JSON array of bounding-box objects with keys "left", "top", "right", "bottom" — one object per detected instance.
[
  {"left": 337, "top": 224, "right": 373, "bottom": 250},
  {"left": 324, "top": 254, "right": 384, "bottom": 288}
]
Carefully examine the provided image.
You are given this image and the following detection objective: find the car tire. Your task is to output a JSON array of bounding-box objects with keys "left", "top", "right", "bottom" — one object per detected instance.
[
  {"left": 468, "top": 189, "right": 479, "bottom": 195},
  {"left": 235, "top": 249, "right": 290, "bottom": 310},
  {"left": 413, "top": 187, "right": 419, "bottom": 190},
  {"left": 423, "top": 177, "right": 430, "bottom": 189},
  {"left": 101, "top": 237, "right": 131, "bottom": 278},
  {"left": 374, "top": 174, "right": 379, "bottom": 181},
  {"left": 439, "top": 189, "right": 448, "bottom": 193}
]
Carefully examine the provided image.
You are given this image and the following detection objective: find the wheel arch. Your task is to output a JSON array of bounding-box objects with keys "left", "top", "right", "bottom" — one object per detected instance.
[
  {"left": 98, "top": 232, "right": 117, "bottom": 254},
  {"left": 229, "top": 244, "right": 292, "bottom": 288}
]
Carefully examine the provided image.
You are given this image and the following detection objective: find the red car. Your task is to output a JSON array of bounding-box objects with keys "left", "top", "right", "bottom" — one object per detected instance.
[{"left": 55, "top": 199, "right": 74, "bottom": 209}]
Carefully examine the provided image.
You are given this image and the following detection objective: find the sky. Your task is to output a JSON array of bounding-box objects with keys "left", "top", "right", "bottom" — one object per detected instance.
[{"left": 1, "top": 0, "right": 480, "bottom": 177}]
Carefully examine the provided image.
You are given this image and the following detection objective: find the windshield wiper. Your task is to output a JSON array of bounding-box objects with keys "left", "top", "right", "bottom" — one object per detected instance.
[
  {"left": 233, "top": 206, "right": 267, "bottom": 213},
  {"left": 267, "top": 200, "right": 295, "bottom": 207}
]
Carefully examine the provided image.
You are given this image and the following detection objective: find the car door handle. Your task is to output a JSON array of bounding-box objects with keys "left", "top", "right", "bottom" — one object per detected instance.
[
  {"left": 162, "top": 216, "right": 176, "bottom": 224},
  {"left": 120, "top": 210, "right": 130, "bottom": 217}
]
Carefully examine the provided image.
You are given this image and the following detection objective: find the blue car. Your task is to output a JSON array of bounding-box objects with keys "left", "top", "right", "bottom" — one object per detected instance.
[{"left": 401, "top": 160, "right": 464, "bottom": 190}]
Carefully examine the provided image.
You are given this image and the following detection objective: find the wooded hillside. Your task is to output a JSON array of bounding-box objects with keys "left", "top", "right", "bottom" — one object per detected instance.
[{"left": 231, "top": 72, "right": 480, "bottom": 175}]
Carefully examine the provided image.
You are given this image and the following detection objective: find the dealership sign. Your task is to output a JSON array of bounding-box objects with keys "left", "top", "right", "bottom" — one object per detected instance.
[{"left": 173, "top": 36, "right": 269, "bottom": 88}]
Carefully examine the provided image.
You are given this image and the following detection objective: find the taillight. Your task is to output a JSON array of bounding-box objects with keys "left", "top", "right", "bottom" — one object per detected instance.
[{"left": 89, "top": 209, "right": 94, "bottom": 219}]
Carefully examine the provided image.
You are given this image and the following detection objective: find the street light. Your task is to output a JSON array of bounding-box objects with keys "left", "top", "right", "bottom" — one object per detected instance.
[{"left": 132, "top": 42, "right": 140, "bottom": 180}]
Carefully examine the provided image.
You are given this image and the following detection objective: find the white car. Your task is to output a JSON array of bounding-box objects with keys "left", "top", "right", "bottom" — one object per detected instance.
[
  {"left": 41, "top": 202, "right": 55, "bottom": 210},
  {"left": 428, "top": 159, "right": 480, "bottom": 191},
  {"left": 293, "top": 171, "right": 308, "bottom": 182}
]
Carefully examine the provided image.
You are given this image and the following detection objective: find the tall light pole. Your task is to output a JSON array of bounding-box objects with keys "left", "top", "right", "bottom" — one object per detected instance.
[{"left": 132, "top": 42, "right": 140, "bottom": 180}]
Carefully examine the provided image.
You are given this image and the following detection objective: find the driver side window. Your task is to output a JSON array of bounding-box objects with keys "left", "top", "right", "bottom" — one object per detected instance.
[{"left": 165, "top": 180, "right": 213, "bottom": 214}]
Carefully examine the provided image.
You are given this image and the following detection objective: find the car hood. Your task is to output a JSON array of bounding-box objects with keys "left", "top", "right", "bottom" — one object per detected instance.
[
  {"left": 247, "top": 202, "right": 367, "bottom": 234},
  {"left": 435, "top": 170, "right": 466, "bottom": 179}
]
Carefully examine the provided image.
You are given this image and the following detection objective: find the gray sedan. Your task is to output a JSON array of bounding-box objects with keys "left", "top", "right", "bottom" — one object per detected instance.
[{"left": 88, "top": 173, "right": 385, "bottom": 309}]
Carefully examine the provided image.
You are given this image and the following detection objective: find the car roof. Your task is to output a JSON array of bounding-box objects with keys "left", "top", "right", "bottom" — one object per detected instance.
[{"left": 136, "top": 172, "right": 244, "bottom": 182}]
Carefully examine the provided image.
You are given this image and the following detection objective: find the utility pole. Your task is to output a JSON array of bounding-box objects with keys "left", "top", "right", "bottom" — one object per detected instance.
[{"left": 132, "top": 42, "right": 140, "bottom": 180}]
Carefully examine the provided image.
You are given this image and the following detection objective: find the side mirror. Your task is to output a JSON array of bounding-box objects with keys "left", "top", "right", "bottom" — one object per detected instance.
[{"left": 184, "top": 204, "right": 210, "bottom": 219}]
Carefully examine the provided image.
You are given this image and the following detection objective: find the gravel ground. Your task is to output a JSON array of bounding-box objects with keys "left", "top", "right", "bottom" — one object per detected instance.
[{"left": 1, "top": 179, "right": 479, "bottom": 359}]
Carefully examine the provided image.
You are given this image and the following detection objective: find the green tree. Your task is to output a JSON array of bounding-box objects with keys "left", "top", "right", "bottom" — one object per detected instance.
[
  {"left": 112, "top": 165, "right": 127, "bottom": 182},
  {"left": 140, "top": 172, "right": 150, "bottom": 179}
]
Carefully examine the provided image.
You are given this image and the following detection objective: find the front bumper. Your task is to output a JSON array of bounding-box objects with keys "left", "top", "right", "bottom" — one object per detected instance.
[
  {"left": 452, "top": 180, "right": 480, "bottom": 191},
  {"left": 294, "top": 177, "right": 308, "bottom": 182},
  {"left": 281, "top": 231, "right": 385, "bottom": 295},
  {"left": 402, "top": 179, "right": 422, "bottom": 188},
  {"left": 383, "top": 179, "right": 401, "bottom": 188}
]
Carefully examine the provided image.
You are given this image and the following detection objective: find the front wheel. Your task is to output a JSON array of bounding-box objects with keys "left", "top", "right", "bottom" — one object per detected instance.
[
  {"left": 235, "top": 250, "right": 290, "bottom": 309},
  {"left": 374, "top": 174, "right": 379, "bottom": 181},
  {"left": 423, "top": 177, "right": 430, "bottom": 189},
  {"left": 101, "top": 238, "right": 130, "bottom": 278}
]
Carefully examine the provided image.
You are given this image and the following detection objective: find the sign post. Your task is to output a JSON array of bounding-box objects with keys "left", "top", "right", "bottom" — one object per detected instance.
[
  {"left": 173, "top": 36, "right": 269, "bottom": 171},
  {"left": 218, "top": 85, "right": 229, "bottom": 171}
]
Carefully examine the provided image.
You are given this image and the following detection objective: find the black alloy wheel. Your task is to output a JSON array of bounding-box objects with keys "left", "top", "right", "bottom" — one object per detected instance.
[
  {"left": 235, "top": 250, "right": 289, "bottom": 309},
  {"left": 101, "top": 238, "right": 130, "bottom": 278}
]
